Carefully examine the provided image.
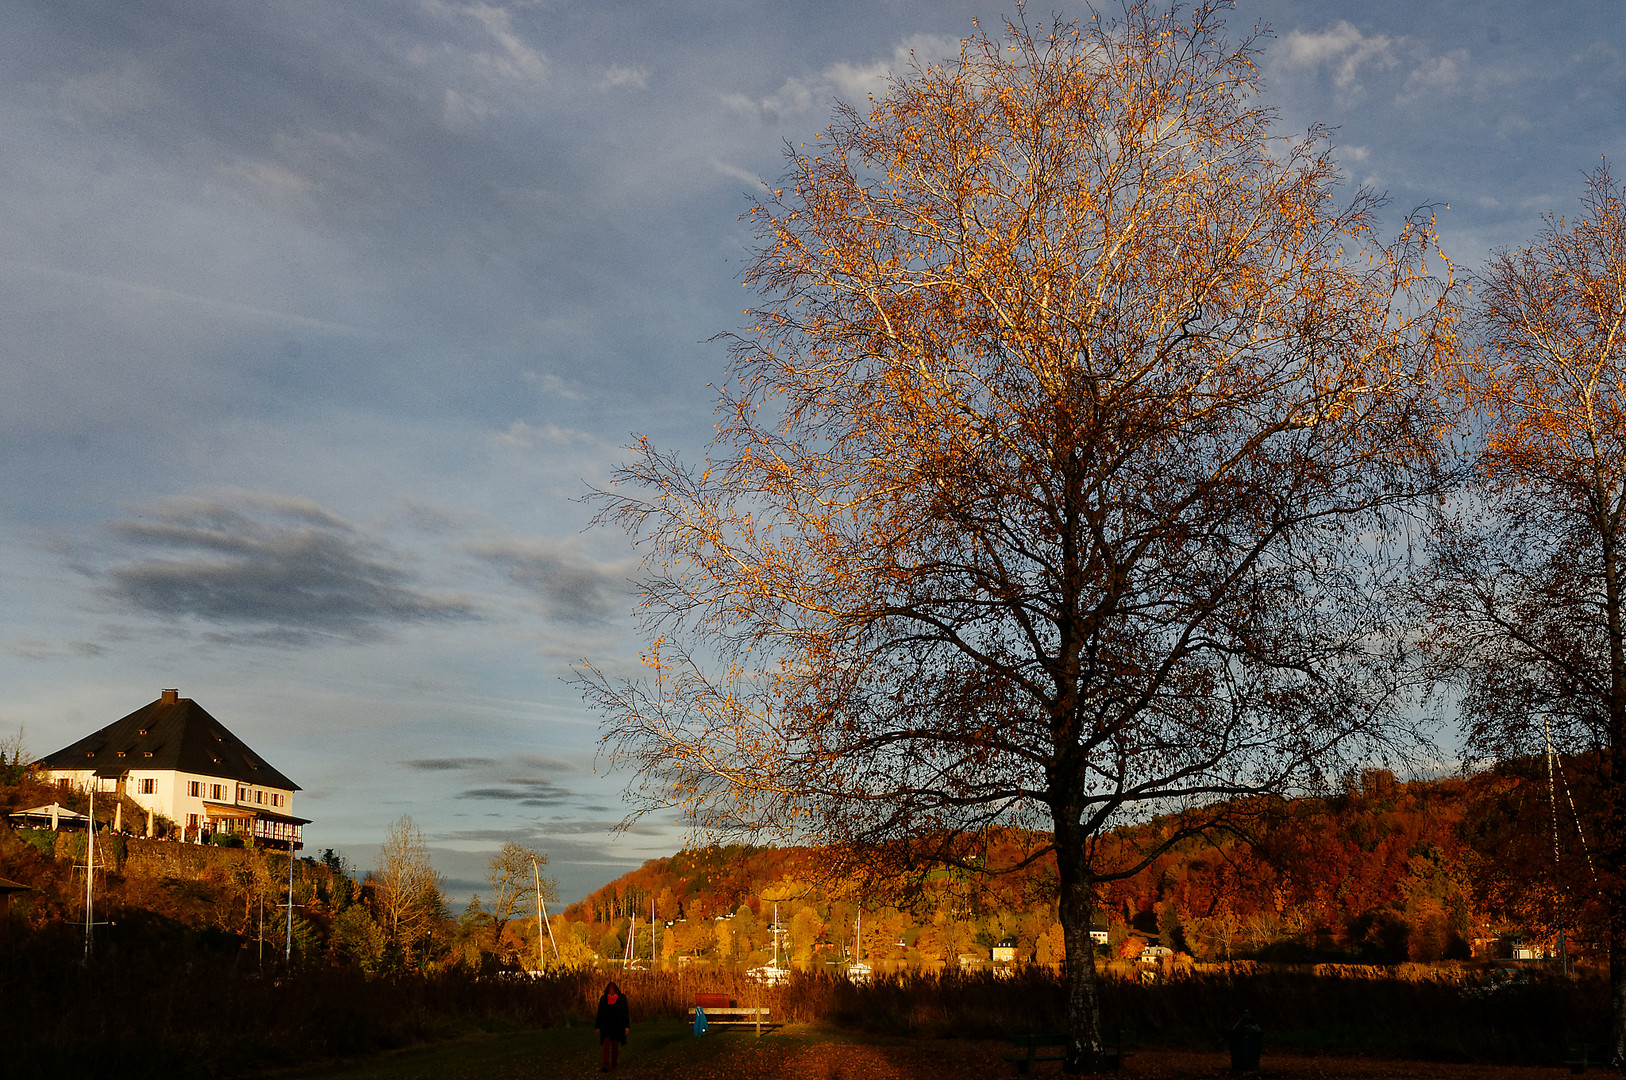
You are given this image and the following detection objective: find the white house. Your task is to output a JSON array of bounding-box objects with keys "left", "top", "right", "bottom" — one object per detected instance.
[{"left": 37, "top": 689, "right": 307, "bottom": 850}]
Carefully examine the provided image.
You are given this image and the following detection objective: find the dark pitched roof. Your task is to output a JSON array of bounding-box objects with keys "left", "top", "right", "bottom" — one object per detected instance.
[{"left": 37, "top": 692, "right": 300, "bottom": 791}]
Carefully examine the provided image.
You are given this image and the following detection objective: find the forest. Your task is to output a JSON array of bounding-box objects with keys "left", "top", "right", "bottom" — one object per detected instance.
[
  {"left": 0, "top": 756, "right": 1600, "bottom": 979},
  {"left": 556, "top": 763, "right": 1598, "bottom": 975}
]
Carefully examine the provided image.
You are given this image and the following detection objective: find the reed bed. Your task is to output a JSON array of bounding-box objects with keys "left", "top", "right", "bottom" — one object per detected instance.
[{"left": 0, "top": 929, "right": 1605, "bottom": 1080}]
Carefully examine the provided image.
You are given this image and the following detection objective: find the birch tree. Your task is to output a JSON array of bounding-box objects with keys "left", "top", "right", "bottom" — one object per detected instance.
[
  {"left": 581, "top": 3, "right": 1456, "bottom": 1069},
  {"left": 1421, "top": 164, "right": 1626, "bottom": 1064},
  {"left": 372, "top": 815, "right": 445, "bottom": 963}
]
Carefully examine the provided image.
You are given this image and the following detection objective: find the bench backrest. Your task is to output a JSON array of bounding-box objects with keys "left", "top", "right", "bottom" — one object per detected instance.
[{"left": 694, "top": 993, "right": 733, "bottom": 1008}]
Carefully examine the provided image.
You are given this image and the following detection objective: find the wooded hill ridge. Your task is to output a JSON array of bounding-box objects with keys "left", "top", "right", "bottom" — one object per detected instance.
[
  {"left": 560, "top": 763, "right": 1600, "bottom": 970},
  {"left": 0, "top": 761, "right": 1597, "bottom": 974}
]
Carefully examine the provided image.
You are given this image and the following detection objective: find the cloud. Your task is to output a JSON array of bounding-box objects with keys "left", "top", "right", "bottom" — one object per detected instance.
[
  {"left": 403, "top": 752, "right": 575, "bottom": 773},
  {"left": 442, "top": 87, "right": 495, "bottom": 128},
  {"left": 524, "top": 371, "right": 584, "bottom": 401},
  {"left": 1275, "top": 21, "right": 1474, "bottom": 106},
  {"left": 1399, "top": 49, "right": 1469, "bottom": 103},
  {"left": 4, "top": 638, "right": 105, "bottom": 660},
  {"left": 468, "top": 535, "right": 632, "bottom": 622},
  {"left": 711, "top": 159, "right": 767, "bottom": 187},
  {"left": 1277, "top": 22, "right": 1402, "bottom": 98},
  {"left": 722, "top": 34, "right": 956, "bottom": 124},
  {"left": 99, "top": 489, "right": 477, "bottom": 643},
  {"left": 404, "top": 756, "right": 501, "bottom": 771},
  {"left": 825, "top": 34, "right": 956, "bottom": 103},
  {"left": 598, "top": 65, "right": 648, "bottom": 91},
  {"left": 456, "top": 775, "right": 575, "bottom": 806},
  {"left": 494, "top": 420, "right": 568, "bottom": 449},
  {"left": 422, "top": 0, "right": 549, "bottom": 88},
  {"left": 58, "top": 61, "right": 157, "bottom": 119}
]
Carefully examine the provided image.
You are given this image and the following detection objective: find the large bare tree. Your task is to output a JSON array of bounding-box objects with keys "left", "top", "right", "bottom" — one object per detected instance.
[
  {"left": 1420, "top": 165, "right": 1626, "bottom": 1064},
  {"left": 581, "top": 4, "right": 1455, "bottom": 1069}
]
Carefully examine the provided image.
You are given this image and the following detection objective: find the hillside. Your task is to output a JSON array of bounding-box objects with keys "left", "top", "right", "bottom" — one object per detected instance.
[
  {"left": 555, "top": 764, "right": 1602, "bottom": 970},
  {"left": 0, "top": 762, "right": 1600, "bottom": 975}
]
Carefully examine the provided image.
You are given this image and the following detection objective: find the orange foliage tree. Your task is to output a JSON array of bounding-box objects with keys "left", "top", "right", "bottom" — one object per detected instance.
[
  {"left": 580, "top": 3, "right": 1455, "bottom": 1069},
  {"left": 1420, "top": 164, "right": 1626, "bottom": 1062}
]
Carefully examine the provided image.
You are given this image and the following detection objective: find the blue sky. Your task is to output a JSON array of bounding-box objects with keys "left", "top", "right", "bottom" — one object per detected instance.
[{"left": 2, "top": 0, "right": 1621, "bottom": 906}]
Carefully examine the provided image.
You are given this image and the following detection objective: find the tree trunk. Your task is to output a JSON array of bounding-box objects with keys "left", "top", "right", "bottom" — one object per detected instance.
[
  {"left": 1609, "top": 667, "right": 1626, "bottom": 1068},
  {"left": 1055, "top": 830, "right": 1108, "bottom": 1073},
  {"left": 1602, "top": 518, "right": 1626, "bottom": 1066}
]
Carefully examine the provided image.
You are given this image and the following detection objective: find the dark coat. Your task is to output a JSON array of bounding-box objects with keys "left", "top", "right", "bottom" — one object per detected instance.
[{"left": 595, "top": 990, "right": 630, "bottom": 1043}]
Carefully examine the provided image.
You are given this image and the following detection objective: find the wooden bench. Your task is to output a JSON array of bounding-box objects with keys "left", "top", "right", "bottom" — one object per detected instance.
[
  {"left": 688, "top": 994, "right": 775, "bottom": 1031},
  {"left": 1005, "top": 1032, "right": 1066, "bottom": 1074},
  {"left": 1004, "top": 1030, "right": 1128, "bottom": 1074}
]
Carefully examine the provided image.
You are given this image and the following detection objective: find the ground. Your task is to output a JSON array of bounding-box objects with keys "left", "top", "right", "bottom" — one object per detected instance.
[{"left": 271, "top": 1020, "right": 1580, "bottom": 1080}]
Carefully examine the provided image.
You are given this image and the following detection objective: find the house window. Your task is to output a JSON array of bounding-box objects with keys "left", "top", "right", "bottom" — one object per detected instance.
[
  {"left": 188, "top": 781, "right": 201, "bottom": 797},
  {"left": 212, "top": 784, "right": 224, "bottom": 800},
  {"left": 187, "top": 813, "right": 199, "bottom": 829},
  {"left": 271, "top": 793, "right": 281, "bottom": 807},
  {"left": 255, "top": 790, "right": 264, "bottom": 805},
  {"left": 237, "top": 786, "right": 247, "bottom": 801},
  {"left": 139, "top": 778, "right": 157, "bottom": 795}
]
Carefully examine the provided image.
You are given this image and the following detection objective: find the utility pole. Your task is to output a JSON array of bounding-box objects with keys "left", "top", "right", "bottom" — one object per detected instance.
[
  {"left": 285, "top": 845, "right": 295, "bottom": 964},
  {"left": 83, "top": 787, "right": 96, "bottom": 964}
]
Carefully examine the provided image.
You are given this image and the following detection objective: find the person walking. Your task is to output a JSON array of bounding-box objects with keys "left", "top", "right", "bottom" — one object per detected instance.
[{"left": 595, "top": 981, "right": 630, "bottom": 1072}]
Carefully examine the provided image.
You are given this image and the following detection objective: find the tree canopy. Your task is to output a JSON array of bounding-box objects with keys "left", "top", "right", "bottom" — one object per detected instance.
[
  {"left": 582, "top": 3, "right": 1456, "bottom": 1069},
  {"left": 1421, "top": 163, "right": 1626, "bottom": 1063}
]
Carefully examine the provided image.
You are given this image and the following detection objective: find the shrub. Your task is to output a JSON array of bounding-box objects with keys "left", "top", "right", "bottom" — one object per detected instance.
[{"left": 16, "top": 829, "right": 55, "bottom": 857}]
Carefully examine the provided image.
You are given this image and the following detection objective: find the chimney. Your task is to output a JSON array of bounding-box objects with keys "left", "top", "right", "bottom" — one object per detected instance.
[{"left": 160, "top": 688, "right": 179, "bottom": 705}]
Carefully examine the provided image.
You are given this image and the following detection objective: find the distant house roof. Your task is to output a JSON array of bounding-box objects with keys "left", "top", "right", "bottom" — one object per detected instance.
[{"left": 36, "top": 690, "right": 300, "bottom": 791}]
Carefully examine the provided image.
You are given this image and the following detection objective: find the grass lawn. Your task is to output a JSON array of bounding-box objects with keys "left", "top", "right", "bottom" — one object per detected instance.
[{"left": 274, "top": 1020, "right": 1573, "bottom": 1080}]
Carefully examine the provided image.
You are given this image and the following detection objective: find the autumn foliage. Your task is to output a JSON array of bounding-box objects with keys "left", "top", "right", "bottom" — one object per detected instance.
[
  {"left": 1419, "top": 162, "right": 1626, "bottom": 1062},
  {"left": 582, "top": 2, "right": 1458, "bottom": 1068}
]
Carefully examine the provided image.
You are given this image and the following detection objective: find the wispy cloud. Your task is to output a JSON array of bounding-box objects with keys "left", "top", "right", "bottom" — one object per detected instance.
[
  {"left": 404, "top": 756, "right": 500, "bottom": 771},
  {"left": 4, "top": 638, "right": 105, "bottom": 661},
  {"left": 721, "top": 34, "right": 956, "bottom": 124},
  {"left": 1275, "top": 21, "right": 1471, "bottom": 105},
  {"left": 467, "top": 535, "right": 632, "bottom": 623},
  {"left": 100, "top": 489, "right": 477, "bottom": 644},
  {"left": 598, "top": 64, "right": 648, "bottom": 91},
  {"left": 456, "top": 776, "right": 574, "bottom": 806}
]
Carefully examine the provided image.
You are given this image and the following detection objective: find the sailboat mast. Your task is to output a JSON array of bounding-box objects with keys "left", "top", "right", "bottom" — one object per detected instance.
[{"left": 534, "top": 858, "right": 545, "bottom": 972}]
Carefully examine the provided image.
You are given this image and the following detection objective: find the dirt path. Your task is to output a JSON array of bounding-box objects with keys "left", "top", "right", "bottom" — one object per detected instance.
[{"left": 664, "top": 1038, "right": 1571, "bottom": 1080}]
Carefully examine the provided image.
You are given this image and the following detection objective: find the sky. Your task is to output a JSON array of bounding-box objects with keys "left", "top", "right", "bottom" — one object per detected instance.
[{"left": 1, "top": 0, "right": 1621, "bottom": 908}]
